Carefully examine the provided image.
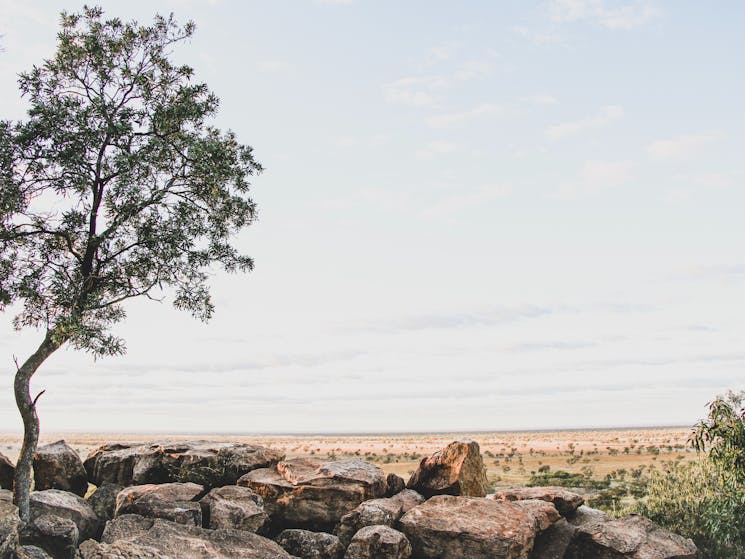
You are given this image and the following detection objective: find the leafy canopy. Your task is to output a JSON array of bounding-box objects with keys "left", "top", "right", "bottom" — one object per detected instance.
[{"left": 0, "top": 7, "right": 261, "bottom": 355}]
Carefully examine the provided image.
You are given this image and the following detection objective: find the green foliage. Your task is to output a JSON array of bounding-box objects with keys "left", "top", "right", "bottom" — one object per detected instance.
[
  {"left": 634, "top": 459, "right": 745, "bottom": 558},
  {"left": 0, "top": 7, "right": 261, "bottom": 354},
  {"left": 527, "top": 468, "right": 609, "bottom": 490},
  {"left": 691, "top": 390, "right": 745, "bottom": 483}
]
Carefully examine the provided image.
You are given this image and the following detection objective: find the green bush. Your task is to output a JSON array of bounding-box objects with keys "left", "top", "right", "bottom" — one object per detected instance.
[{"left": 633, "top": 459, "right": 745, "bottom": 558}]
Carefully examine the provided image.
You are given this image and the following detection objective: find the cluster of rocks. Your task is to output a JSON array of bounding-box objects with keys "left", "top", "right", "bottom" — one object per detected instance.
[{"left": 0, "top": 439, "right": 697, "bottom": 559}]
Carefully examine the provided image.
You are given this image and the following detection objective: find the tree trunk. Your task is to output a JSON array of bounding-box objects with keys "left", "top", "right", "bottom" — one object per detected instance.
[{"left": 13, "top": 330, "right": 63, "bottom": 523}]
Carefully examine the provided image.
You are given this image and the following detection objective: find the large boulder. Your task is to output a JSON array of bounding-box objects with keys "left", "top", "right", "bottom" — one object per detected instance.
[
  {"left": 0, "top": 491, "right": 19, "bottom": 549},
  {"left": 344, "top": 525, "right": 412, "bottom": 559},
  {"left": 530, "top": 518, "right": 576, "bottom": 559},
  {"left": 0, "top": 454, "right": 13, "bottom": 491},
  {"left": 512, "top": 500, "right": 561, "bottom": 533},
  {"left": 239, "top": 458, "right": 387, "bottom": 531},
  {"left": 275, "top": 529, "right": 345, "bottom": 559},
  {"left": 33, "top": 441, "right": 88, "bottom": 497},
  {"left": 29, "top": 489, "right": 101, "bottom": 542},
  {"left": 492, "top": 487, "right": 584, "bottom": 518},
  {"left": 101, "top": 514, "right": 296, "bottom": 558},
  {"left": 115, "top": 482, "right": 204, "bottom": 526},
  {"left": 86, "top": 482, "right": 123, "bottom": 523},
  {"left": 84, "top": 441, "right": 284, "bottom": 488},
  {"left": 19, "top": 514, "right": 78, "bottom": 559},
  {"left": 200, "top": 485, "right": 268, "bottom": 532},
  {"left": 399, "top": 495, "right": 536, "bottom": 559},
  {"left": 566, "top": 514, "right": 697, "bottom": 559},
  {"left": 335, "top": 489, "right": 424, "bottom": 545},
  {"left": 385, "top": 474, "right": 406, "bottom": 498},
  {"left": 406, "top": 440, "right": 488, "bottom": 498}
]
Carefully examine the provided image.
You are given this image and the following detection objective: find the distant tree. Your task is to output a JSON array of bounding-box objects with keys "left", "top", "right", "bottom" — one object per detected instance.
[{"left": 0, "top": 7, "right": 261, "bottom": 522}]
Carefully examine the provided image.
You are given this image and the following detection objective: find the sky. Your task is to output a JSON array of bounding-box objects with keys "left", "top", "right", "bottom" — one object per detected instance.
[{"left": 0, "top": 0, "right": 743, "bottom": 434}]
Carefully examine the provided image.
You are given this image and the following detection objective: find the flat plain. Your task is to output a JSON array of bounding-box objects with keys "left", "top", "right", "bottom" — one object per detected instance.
[{"left": 0, "top": 426, "right": 695, "bottom": 489}]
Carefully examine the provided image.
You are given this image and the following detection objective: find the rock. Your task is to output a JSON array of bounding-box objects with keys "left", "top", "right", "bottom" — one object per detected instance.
[
  {"left": 19, "top": 514, "right": 78, "bottom": 559},
  {"left": 29, "top": 490, "right": 101, "bottom": 542},
  {"left": 19, "top": 546, "right": 53, "bottom": 559},
  {"left": 512, "top": 500, "right": 561, "bottom": 532},
  {"left": 0, "top": 454, "right": 13, "bottom": 491},
  {"left": 86, "top": 482, "right": 123, "bottom": 522},
  {"left": 406, "top": 440, "right": 489, "bottom": 498},
  {"left": 567, "top": 505, "right": 608, "bottom": 527},
  {"left": 102, "top": 514, "right": 296, "bottom": 558},
  {"left": 33, "top": 441, "right": 88, "bottom": 497},
  {"left": 115, "top": 482, "right": 204, "bottom": 526},
  {"left": 344, "top": 525, "right": 411, "bottom": 559},
  {"left": 84, "top": 441, "right": 284, "bottom": 488},
  {"left": 492, "top": 487, "right": 584, "bottom": 518},
  {"left": 200, "top": 485, "right": 268, "bottom": 532},
  {"left": 335, "top": 489, "right": 424, "bottom": 546},
  {"left": 529, "top": 518, "right": 576, "bottom": 559},
  {"left": 566, "top": 514, "right": 697, "bottom": 559},
  {"left": 0, "top": 493, "right": 19, "bottom": 548},
  {"left": 399, "top": 495, "right": 536, "bottom": 559},
  {"left": 239, "top": 458, "right": 387, "bottom": 531},
  {"left": 77, "top": 539, "right": 167, "bottom": 558},
  {"left": 385, "top": 474, "right": 406, "bottom": 498},
  {"left": 275, "top": 529, "right": 345, "bottom": 559}
]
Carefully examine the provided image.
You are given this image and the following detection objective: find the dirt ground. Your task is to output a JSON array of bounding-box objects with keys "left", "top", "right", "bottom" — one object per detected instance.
[{"left": 0, "top": 426, "right": 695, "bottom": 488}]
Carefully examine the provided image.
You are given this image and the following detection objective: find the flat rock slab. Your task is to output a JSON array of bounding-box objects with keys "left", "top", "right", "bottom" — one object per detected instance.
[
  {"left": 116, "top": 482, "right": 205, "bottom": 526},
  {"left": 239, "top": 458, "right": 387, "bottom": 531},
  {"left": 84, "top": 441, "right": 285, "bottom": 488},
  {"left": 492, "top": 487, "right": 584, "bottom": 518},
  {"left": 406, "top": 440, "right": 489, "bottom": 498},
  {"left": 512, "top": 500, "right": 561, "bottom": 532},
  {"left": 29, "top": 489, "right": 101, "bottom": 542},
  {"left": 200, "top": 485, "right": 268, "bottom": 532},
  {"left": 102, "top": 514, "right": 296, "bottom": 558},
  {"left": 399, "top": 495, "right": 537, "bottom": 559},
  {"left": 276, "top": 529, "right": 345, "bottom": 559},
  {"left": 566, "top": 514, "right": 697, "bottom": 559},
  {"left": 0, "top": 453, "right": 14, "bottom": 491},
  {"left": 33, "top": 440, "right": 88, "bottom": 497}
]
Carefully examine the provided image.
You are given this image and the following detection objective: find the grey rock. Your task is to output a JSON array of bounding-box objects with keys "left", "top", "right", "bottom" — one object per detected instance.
[
  {"left": 200, "top": 486, "right": 268, "bottom": 532},
  {"left": 567, "top": 505, "right": 608, "bottom": 527},
  {"left": 275, "top": 529, "right": 344, "bottom": 559},
  {"left": 115, "top": 483, "right": 204, "bottom": 526},
  {"left": 84, "top": 441, "right": 284, "bottom": 489},
  {"left": 86, "top": 482, "right": 122, "bottom": 523},
  {"left": 344, "top": 525, "right": 411, "bottom": 559},
  {"left": 384, "top": 474, "right": 405, "bottom": 498},
  {"left": 491, "top": 487, "right": 584, "bottom": 518},
  {"left": 19, "top": 514, "right": 78, "bottom": 559},
  {"left": 529, "top": 518, "right": 576, "bottom": 559},
  {"left": 29, "top": 490, "right": 100, "bottom": 542},
  {"left": 33, "top": 441, "right": 88, "bottom": 497},
  {"left": 512, "top": 500, "right": 561, "bottom": 532},
  {"left": 335, "top": 489, "right": 424, "bottom": 546},
  {"left": 0, "top": 455, "right": 13, "bottom": 491},
  {"left": 77, "top": 539, "right": 168, "bottom": 558}
]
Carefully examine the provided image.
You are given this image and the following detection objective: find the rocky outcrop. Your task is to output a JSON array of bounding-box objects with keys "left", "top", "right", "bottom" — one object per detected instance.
[
  {"left": 406, "top": 440, "right": 489, "bottom": 498},
  {"left": 385, "top": 474, "right": 406, "bottom": 497},
  {"left": 335, "top": 489, "right": 424, "bottom": 546},
  {"left": 101, "top": 514, "right": 295, "bottom": 558},
  {"left": 33, "top": 441, "right": 88, "bottom": 497},
  {"left": 29, "top": 490, "right": 101, "bottom": 542},
  {"left": 239, "top": 458, "right": 387, "bottom": 531},
  {"left": 492, "top": 487, "right": 584, "bottom": 518},
  {"left": 86, "top": 482, "right": 123, "bottom": 523},
  {"left": 399, "top": 495, "right": 536, "bottom": 559},
  {"left": 275, "top": 529, "right": 345, "bottom": 559},
  {"left": 84, "top": 441, "right": 284, "bottom": 488},
  {"left": 512, "top": 500, "right": 561, "bottom": 532},
  {"left": 115, "top": 482, "right": 204, "bottom": 526},
  {"left": 344, "top": 525, "right": 412, "bottom": 559},
  {"left": 200, "top": 485, "right": 268, "bottom": 532},
  {"left": 0, "top": 454, "right": 13, "bottom": 491},
  {"left": 19, "top": 514, "right": 78, "bottom": 559},
  {"left": 566, "top": 514, "right": 697, "bottom": 559},
  {"left": 0, "top": 491, "right": 19, "bottom": 549},
  {"left": 77, "top": 539, "right": 167, "bottom": 558},
  {"left": 567, "top": 505, "right": 607, "bottom": 526}
]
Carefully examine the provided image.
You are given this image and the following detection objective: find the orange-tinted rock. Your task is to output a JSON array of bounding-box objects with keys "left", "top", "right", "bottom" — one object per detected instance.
[
  {"left": 406, "top": 440, "right": 489, "bottom": 498},
  {"left": 492, "top": 486, "right": 584, "bottom": 517},
  {"left": 115, "top": 482, "right": 204, "bottom": 526}
]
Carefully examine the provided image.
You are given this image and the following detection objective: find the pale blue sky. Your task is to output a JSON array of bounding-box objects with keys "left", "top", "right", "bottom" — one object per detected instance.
[{"left": 0, "top": 1, "right": 743, "bottom": 433}]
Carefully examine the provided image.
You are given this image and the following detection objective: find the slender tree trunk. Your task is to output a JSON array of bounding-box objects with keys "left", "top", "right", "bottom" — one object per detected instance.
[{"left": 13, "top": 330, "right": 63, "bottom": 523}]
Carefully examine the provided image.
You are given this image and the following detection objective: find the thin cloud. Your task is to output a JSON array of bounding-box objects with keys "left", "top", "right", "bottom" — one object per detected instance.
[
  {"left": 419, "top": 184, "right": 512, "bottom": 219},
  {"left": 415, "top": 140, "right": 458, "bottom": 159},
  {"left": 545, "top": 105, "right": 623, "bottom": 139},
  {"left": 426, "top": 103, "right": 503, "bottom": 128},
  {"left": 647, "top": 132, "right": 720, "bottom": 159},
  {"left": 549, "top": 0, "right": 659, "bottom": 29}
]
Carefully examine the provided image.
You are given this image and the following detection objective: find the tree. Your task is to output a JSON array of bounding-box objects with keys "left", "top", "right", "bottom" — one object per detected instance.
[
  {"left": 691, "top": 389, "right": 745, "bottom": 482},
  {"left": 0, "top": 7, "right": 261, "bottom": 522}
]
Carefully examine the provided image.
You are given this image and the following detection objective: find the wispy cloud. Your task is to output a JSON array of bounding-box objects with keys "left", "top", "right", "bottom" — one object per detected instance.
[
  {"left": 415, "top": 140, "right": 458, "bottom": 158},
  {"left": 512, "top": 25, "right": 564, "bottom": 45},
  {"left": 545, "top": 105, "right": 624, "bottom": 140},
  {"left": 419, "top": 183, "right": 512, "bottom": 219},
  {"left": 549, "top": 0, "right": 659, "bottom": 29},
  {"left": 647, "top": 132, "right": 720, "bottom": 159},
  {"left": 426, "top": 103, "right": 503, "bottom": 128},
  {"left": 558, "top": 160, "right": 633, "bottom": 197}
]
